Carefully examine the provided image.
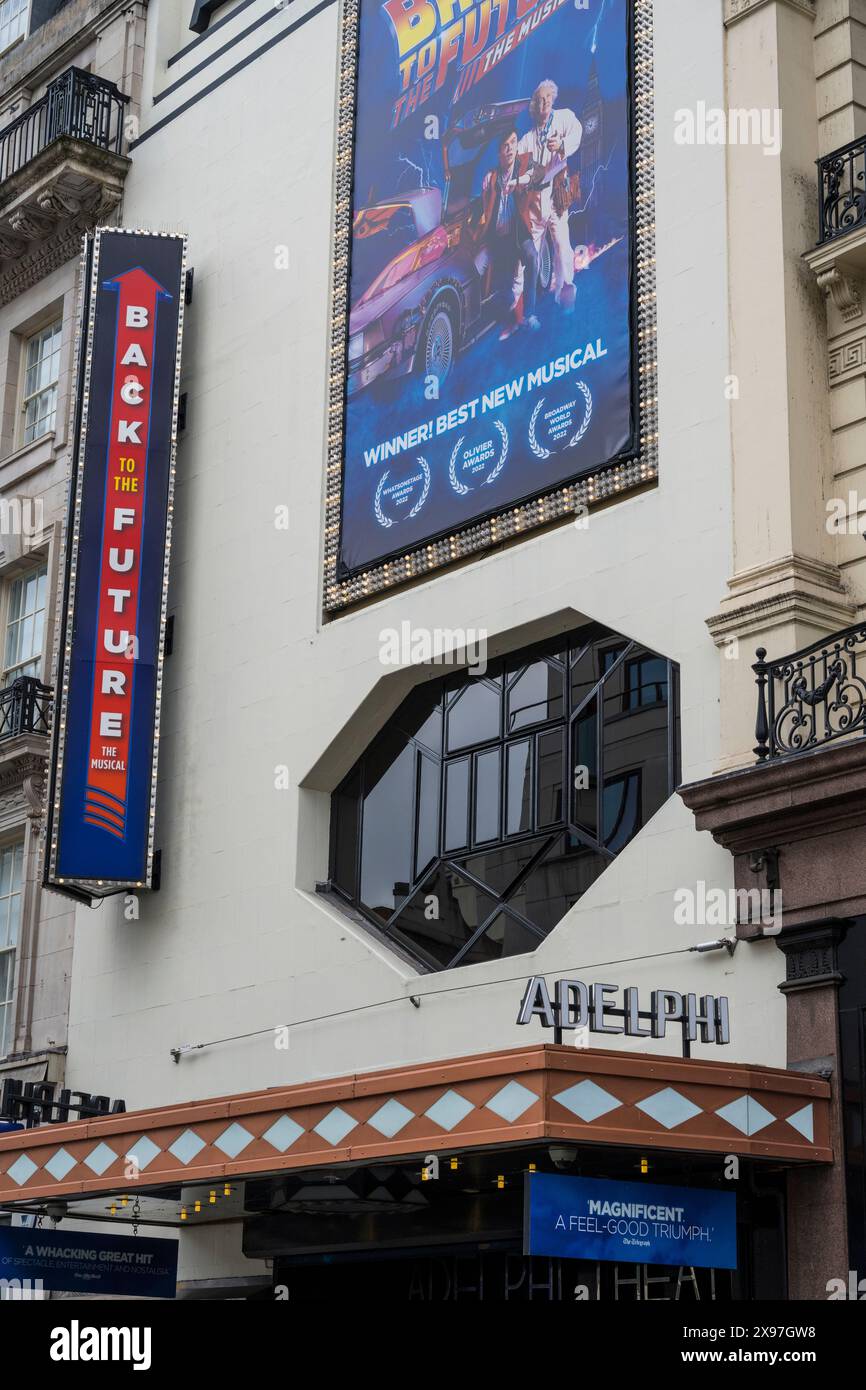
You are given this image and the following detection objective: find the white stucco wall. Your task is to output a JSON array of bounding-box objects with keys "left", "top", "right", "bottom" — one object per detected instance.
[{"left": 62, "top": 0, "right": 787, "bottom": 1114}]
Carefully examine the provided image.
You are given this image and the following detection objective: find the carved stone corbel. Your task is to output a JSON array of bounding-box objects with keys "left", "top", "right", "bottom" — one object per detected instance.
[
  {"left": 23, "top": 765, "right": 46, "bottom": 818},
  {"left": 816, "top": 266, "right": 863, "bottom": 322},
  {"left": 88, "top": 186, "right": 123, "bottom": 221},
  {"left": 7, "top": 206, "right": 53, "bottom": 239},
  {"left": 0, "top": 230, "right": 27, "bottom": 259},
  {"left": 36, "top": 186, "right": 83, "bottom": 218}
]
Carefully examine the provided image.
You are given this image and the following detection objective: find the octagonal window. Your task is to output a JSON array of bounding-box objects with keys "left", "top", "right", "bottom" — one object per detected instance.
[{"left": 329, "top": 622, "right": 679, "bottom": 971}]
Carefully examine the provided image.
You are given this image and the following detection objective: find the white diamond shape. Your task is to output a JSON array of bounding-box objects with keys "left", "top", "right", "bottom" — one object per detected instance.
[
  {"left": 636, "top": 1087, "right": 703, "bottom": 1131},
  {"left": 168, "top": 1129, "right": 206, "bottom": 1165},
  {"left": 262, "top": 1115, "right": 304, "bottom": 1152},
  {"left": 554, "top": 1080, "right": 622, "bottom": 1123},
  {"left": 485, "top": 1080, "right": 537, "bottom": 1123},
  {"left": 786, "top": 1104, "right": 814, "bottom": 1143},
  {"left": 313, "top": 1107, "right": 357, "bottom": 1147},
  {"left": 44, "top": 1148, "right": 77, "bottom": 1182},
  {"left": 716, "top": 1096, "right": 775, "bottom": 1136},
  {"left": 6, "top": 1154, "right": 37, "bottom": 1186},
  {"left": 83, "top": 1142, "right": 117, "bottom": 1176},
  {"left": 125, "top": 1136, "right": 160, "bottom": 1172},
  {"left": 368, "top": 1099, "right": 415, "bottom": 1138},
  {"left": 424, "top": 1089, "right": 474, "bottom": 1132},
  {"left": 214, "top": 1122, "right": 254, "bottom": 1159}
]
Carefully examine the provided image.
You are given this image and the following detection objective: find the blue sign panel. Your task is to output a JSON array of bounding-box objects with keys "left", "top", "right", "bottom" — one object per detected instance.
[
  {"left": 338, "top": 0, "right": 635, "bottom": 575},
  {"left": 524, "top": 1174, "right": 737, "bottom": 1270},
  {"left": 0, "top": 1226, "right": 178, "bottom": 1298},
  {"left": 45, "top": 229, "right": 187, "bottom": 897}
]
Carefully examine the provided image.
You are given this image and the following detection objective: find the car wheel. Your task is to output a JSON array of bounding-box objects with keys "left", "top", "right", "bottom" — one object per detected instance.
[
  {"left": 421, "top": 304, "right": 455, "bottom": 387},
  {"left": 537, "top": 231, "right": 553, "bottom": 294}
]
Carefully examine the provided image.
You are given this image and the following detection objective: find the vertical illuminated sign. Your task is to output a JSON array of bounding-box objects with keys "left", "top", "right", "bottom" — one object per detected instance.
[{"left": 44, "top": 229, "right": 187, "bottom": 899}]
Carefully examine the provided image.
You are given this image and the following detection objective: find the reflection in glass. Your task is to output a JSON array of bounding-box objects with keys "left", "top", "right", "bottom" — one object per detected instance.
[
  {"left": 572, "top": 700, "right": 598, "bottom": 836},
  {"left": 458, "top": 911, "right": 541, "bottom": 966},
  {"left": 506, "top": 833, "right": 607, "bottom": 933},
  {"left": 507, "top": 660, "right": 564, "bottom": 732},
  {"left": 389, "top": 865, "right": 497, "bottom": 969},
  {"left": 360, "top": 733, "right": 414, "bottom": 920},
  {"left": 603, "top": 772, "right": 641, "bottom": 851},
  {"left": 444, "top": 758, "right": 470, "bottom": 852},
  {"left": 506, "top": 740, "right": 532, "bottom": 836},
  {"left": 330, "top": 623, "right": 677, "bottom": 972},
  {"left": 446, "top": 678, "right": 500, "bottom": 751},
  {"left": 474, "top": 747, "right": 500, "bottom": 844},
  {"left": 536, "top": 729, "right": 564, "bottom": 827},
  {"left": 416, "top": 752, "right": 440, "bottom": 878}
]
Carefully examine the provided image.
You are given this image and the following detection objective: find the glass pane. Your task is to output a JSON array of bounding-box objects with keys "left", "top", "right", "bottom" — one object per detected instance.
[
  {"left": 360, "top": 732, "right": 415, "bottom": 922},
  {"left": 602, "top": 687, "right": 669, "bottom": 836},
  {"left": 446, "top": 678, "right": 500, "bottom": 752},
  {"left": 570, "top": 636, "right": 603, "bottom": 712},
  {"left": 0, "top": 849, "right": 11, "bottom": 897},
  {"left": 7, "top": 895, "right": 20, "bottom": 950},
  {"left": 395, "top": 682, "right": 443, "bottom": 754},
  {"left": 505, "top": 833, "right": 607, "bottom": 935},
  {"left": 444, "top": 758, "right": 469, "bottom": 852},
  {"left": 460, "top": 835, "right": 549, "bottom": 898},
  {"left": 415, "top": 752, "right": 440, "bottom": 878},
  {"left": 458, "top": 911, "right": 541, "bottom": 966},
  {"left": 536, "top": 729, "right": 564, "bottom": 827},
  {"left": 0, "top": 951, "right": 10, "bottom": 1002},
  {"left": 571, "top": 699, "right": 598, "bottom": 836},
  {"left": 603, "top": 773, "right": 641, "bottom": 852},
  {"left": 0, "top": 898, "right": 9, "bottom": 949},
  {"left": 507, "top": 661, "right": 564, "bottom": 732},
  {"left": 473, "top": 747, "right": 500, "bottom": 845},
  {"left": 389, "top": 865, "right": 497, "bottom": 969},
  {"left": 18, "top": 616, "right": 34, "bottom": 663},
  {"left": 331, "top": 767, "right": 360, "bottom": 896},
  {"left": 505, "top": 739, "right": 532, "bottom": 836},
  {"left": 626, "top": 655, "right": 668, "bottom": 709},
  {"left": 7, "top": 576, "right": 24, "bottom": 624}
]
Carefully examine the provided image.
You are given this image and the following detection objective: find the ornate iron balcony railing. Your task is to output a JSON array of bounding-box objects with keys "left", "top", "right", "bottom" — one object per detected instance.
[
  {"left": 817, "top": 135, "right": 866, "bottom": 245},
  {"left": 0, "top": 676, "right": 53, "bottom": 743},
  {"left": 0, "top": 67, "right": 128, "bottom": 187},
  {"left": 754, "top": 624, "right": 866, "bottom": 761}
]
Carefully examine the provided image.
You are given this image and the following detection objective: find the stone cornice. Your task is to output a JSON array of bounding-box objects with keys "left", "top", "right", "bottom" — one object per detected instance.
[
  {"left": 679, "top": 735, "right": 866, "bottom": 852},
  {"left": 724, "top": 0, "right": 816, "bottom": 27}
]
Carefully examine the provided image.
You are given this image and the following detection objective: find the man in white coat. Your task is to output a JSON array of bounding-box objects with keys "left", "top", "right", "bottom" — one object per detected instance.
[{"left": 514, "top": 78, "right": 582, "bottom": 311}]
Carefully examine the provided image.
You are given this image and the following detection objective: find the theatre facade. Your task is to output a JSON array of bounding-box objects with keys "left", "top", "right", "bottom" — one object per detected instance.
[{"left": 0, "top": 0, "right": 864, "bottom": 1302}]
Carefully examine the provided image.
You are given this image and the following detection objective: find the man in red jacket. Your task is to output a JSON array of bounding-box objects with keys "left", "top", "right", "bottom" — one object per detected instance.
[{"left": 473, "top": 128, "right": 541, "bottom": 341}]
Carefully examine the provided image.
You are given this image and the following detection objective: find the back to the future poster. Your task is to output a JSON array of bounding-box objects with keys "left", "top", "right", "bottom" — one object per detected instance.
[{"left": 338, "top": 0, "right": 634, "bottom": 575}]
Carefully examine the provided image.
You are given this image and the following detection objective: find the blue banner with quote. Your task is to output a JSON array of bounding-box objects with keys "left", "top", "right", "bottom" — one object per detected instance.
[{"left": 524, "top": 1174, "right": 738, "bottom": 1270}]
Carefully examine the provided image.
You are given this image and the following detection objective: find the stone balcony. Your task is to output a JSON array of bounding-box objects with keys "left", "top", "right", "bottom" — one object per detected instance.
[{"left": 0, "top": 65, "right": 130, "bottom": 304}]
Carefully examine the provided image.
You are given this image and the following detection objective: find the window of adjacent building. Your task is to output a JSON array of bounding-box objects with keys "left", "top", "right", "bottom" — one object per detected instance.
[
  {"left": 0, "top": 0, "right": 28, "bottom": 55},
  {"left": 0, "top": 842, "right": 24, "bottom": 1058},
  {"left": 3, "top": 565, "right": 47, "bottom": 682},
  {"left": 329, "top": 623, "right": 679, "bottom": 972},
  {"left": 21, "top": 321, "right": 62, "bottom": 446}
]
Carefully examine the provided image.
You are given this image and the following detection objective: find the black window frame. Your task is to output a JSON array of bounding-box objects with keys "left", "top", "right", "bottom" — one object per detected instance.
[{"left": 328, "top": 622, "right": 680, "bottom": 971}]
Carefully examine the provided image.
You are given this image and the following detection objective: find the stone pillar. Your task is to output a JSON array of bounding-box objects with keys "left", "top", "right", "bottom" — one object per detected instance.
[
  {"left": 777, "top": 921, "right": 850, "bottom": 1299},
  {"left": 712, "top": 0, "right": 854, "bottom": 771}
]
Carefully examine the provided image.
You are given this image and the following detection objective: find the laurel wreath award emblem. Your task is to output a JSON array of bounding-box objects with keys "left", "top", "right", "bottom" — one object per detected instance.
[
  {"left": 374, "top": 458, "right": 431, "bottom": 528},
  {"left": 528, "top": 381, "right": 593, "bottom": 460},
  {"left": 410, "top": 457, "right": 431, "bottom": 517},
  {"left": 374, "top": 471, "right": 393, "bottom": 527},
  {"left": 449, "top": 421, "right": 509, "bottom": 495}
]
